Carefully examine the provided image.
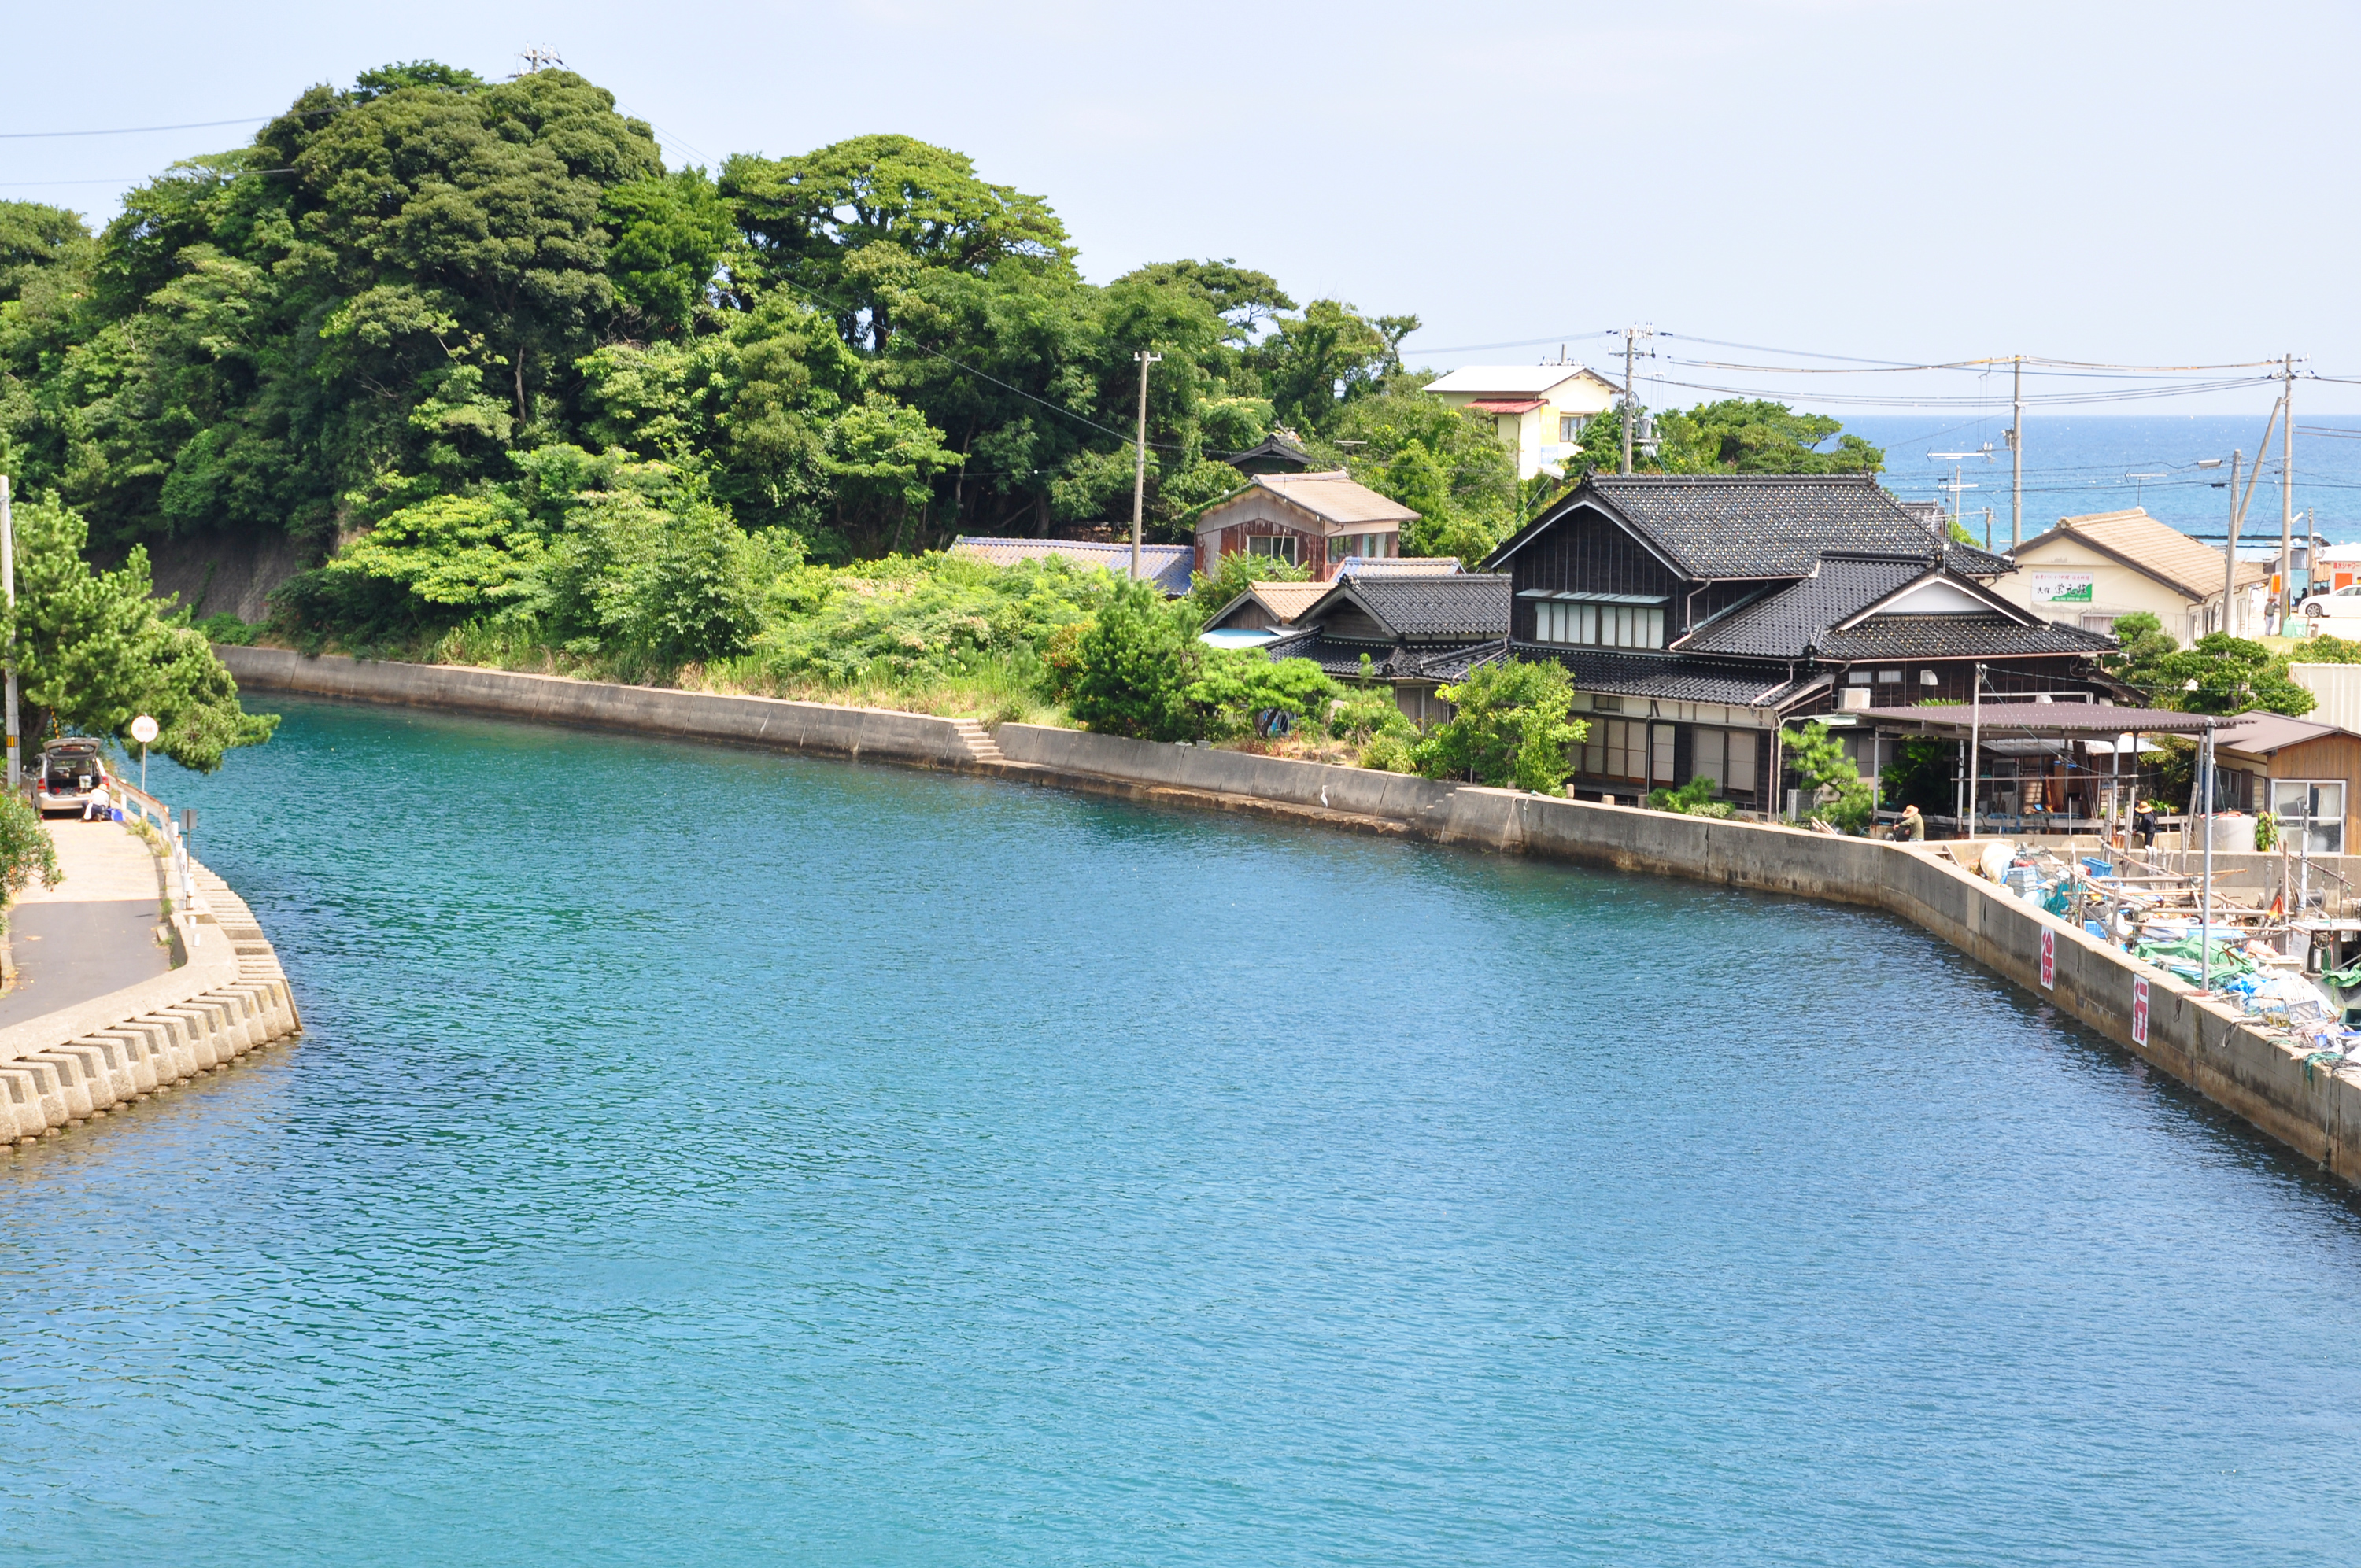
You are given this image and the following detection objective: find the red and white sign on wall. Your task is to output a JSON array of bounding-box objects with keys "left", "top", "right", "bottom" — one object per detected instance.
[
  {"left": 2132, "top": 976, "right": 2150, "bottom": 1046},
  {"left": 2040, "top": 927, "right": 2056, "bottom": 990}
]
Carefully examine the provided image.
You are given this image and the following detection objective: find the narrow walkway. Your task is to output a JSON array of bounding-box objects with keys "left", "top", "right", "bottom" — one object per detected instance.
[{"left": 0, "top": 818, "right": 170, "bottom": 1027}]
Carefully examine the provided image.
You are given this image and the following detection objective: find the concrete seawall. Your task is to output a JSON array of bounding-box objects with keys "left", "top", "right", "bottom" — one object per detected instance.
[
  {"left": 220, "top": 646, "right": 985, "bottom": 769},
  {"left": 223, "top": 650, "right": 2361, "bottom": 1186},
  {"left": 0, "top": 846, "right": 301, "bottom": 1146}
]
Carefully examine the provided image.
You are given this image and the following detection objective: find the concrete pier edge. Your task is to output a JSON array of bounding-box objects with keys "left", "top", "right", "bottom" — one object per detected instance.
[
  {"left": 221, "top": 646, "right": 2361, "bottom": 1188},
  {"left": 0, "top": 826, "right": 301, "bottom": 1144}
]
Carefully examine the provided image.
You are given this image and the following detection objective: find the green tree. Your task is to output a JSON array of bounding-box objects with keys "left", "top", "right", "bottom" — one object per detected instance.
[
  {"left": 1182, "top": 650, "right": 1337, "bottom": 740},
  {"left": 1779, "top": 721, "right": 1874, "bottom": 832},
  {"left": 2163, "top": 633, "right": 2315, "bottom": 717},
  {"left": 1410, "top": 659, "right": 1586, "bottom": 793},
  {"left": 6, "top": 496, "right": 276, "bottom": 770},
  {"left": 602, "top": 168, "right": 732, "bottom": 335},
  {"left": 1185, "top": 546, "right": 1309, "bottom": 622},
  {"left": 0, "top": 788, "right": 61, "bottom": 904},
  {"left": 1066, "top": 577, "right": 1200, "bottom": 740},
  {"left": 2101, "top": 610, "right": 2181, "bottom": 699},
  {"left": 1568, "top": 400, "right": 1880, "bottom": 479},
  {"left": 722, "top": 133, "right": 1075, "bottom": 352}
]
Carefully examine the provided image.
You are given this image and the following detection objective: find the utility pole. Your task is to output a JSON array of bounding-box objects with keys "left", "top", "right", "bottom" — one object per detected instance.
[
  {"left": 2222, "top": 450, "right": 2242, "bottom": 636},
  {"left": 2278, "top": 352, "right": 2295, "bottom": 633},
  {"left": 1618, "top": 326, "right": 1653, "bottom": 475},
  {"left": 1130, "top": 349, "right": 1162, "bottom": 581},
  {"left": 2008, "top": 355, "right": 2024, "bottom": 548},
  {"left": 1, "top": 474, "right": 14, "bottom": 792}
]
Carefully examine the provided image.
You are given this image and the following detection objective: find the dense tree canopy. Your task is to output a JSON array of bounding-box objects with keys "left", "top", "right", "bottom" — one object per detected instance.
[{"left": 0, "top": 57, "right": 1884, "bottom": 681}]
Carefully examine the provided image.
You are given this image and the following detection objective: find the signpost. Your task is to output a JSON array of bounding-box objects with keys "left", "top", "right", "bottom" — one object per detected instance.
[
  {"left": 2131, "top": 976, "right": 2150, "bottom": 1047},
  {"left": 130, "top": 714, "right": 157, "bottom": 795},
  {"left": 2040, "top": 926, "right": 2056, "bottom": 990}
]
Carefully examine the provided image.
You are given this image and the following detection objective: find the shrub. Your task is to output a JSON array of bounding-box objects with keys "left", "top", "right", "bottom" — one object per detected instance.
[
  {"left": 1360, "top": 732, "right": 1413, "bottom": 773},
  {"left": 1066, "top": 577, "right": 1202, "bottom": 740},
  {"left": 1648, "top": 776, "right": 1736, "bottom": 819},
  {"left": 1182, "top": 651, "right": 1339, "bottom": 741},
  {"left": 0, "top": 788, "right": 60, "bottom": 905},
  {"left": 1409, "top": 659, "right": 1586, "bottom": 793},
  {"left": 1186, "top": 548, "right": 1310, "bottom": 622}
]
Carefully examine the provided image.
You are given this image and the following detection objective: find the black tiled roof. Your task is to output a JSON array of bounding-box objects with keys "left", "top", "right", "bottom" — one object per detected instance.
[
  {"left": 1815, "top": 614, "right": 2118, "bottom": 660},
  {"left": 1587, "top": 475, "right": 1942, "bottom": 577},
  {"left": 1491, "top": 474, "right": 2008, "bottom": 581},
  {"left": 1514, "top": 644, "right": 1805, "bottom": 706},
  {"left": 1308, "top": 573, "right": 1511, "bottom": 640},
  {"left": 1264, "top": 633, "right": 1507, "bottom": 682},
  {"left": 1679, "top": 556, "right": 1923, "bottom": 658}
]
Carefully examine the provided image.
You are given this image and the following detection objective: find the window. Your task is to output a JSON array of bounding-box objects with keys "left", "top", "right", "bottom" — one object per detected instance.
[
  {"left": 1341, "top": 532, "right": 1391, "bottom": 561},
  {"left": 1245, "top": 534, "right": 1299, "bottom": 565},
  {"left": 1532, "top": 600, "right": 1665, "bottom": 648},
  {"left": 1580, "top": 718, "right": 1654, "bottom": 783},
  {"left": 1559, "top": 415, "right": 1587, "bottom": 443},
  {"left": 2078, "top": 614, "right": 2119, "bottom": 633},
  {"left": 2273, "top": 779, "right": 2346, "bottom": 854},
  {"left": 1846, "top": 670, "right": 1871, "bottom": 686},
  {"left": 1876, "top": 669, "right": 1902, "bottom": 684},
  {"left": 1690, "top": 729, "right": 1761, "bottom": 795}
]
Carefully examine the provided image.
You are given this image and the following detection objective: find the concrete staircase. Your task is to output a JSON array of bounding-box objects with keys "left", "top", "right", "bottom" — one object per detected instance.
[{"left": 948, "top": 719, "right": 1005, "bottom": 766}]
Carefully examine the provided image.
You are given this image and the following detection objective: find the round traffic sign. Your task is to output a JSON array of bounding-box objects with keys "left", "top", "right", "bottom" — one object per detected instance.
[{"left": 130, "top": 714, "right": 159, "bottom": 744}]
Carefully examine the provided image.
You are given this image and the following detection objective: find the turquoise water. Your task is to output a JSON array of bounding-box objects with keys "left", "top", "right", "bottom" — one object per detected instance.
[{"left": 7, "top": 699, "right": 2361, "bottom": 1565}]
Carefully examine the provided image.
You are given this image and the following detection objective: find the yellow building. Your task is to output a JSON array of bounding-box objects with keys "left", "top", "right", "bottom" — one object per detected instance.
[
  {"left": 1992, "top": 507, "right": 2267, "bottom": 642},
  {"left": 1421, "top": 365, "right": 1620, "bottom": 480}
]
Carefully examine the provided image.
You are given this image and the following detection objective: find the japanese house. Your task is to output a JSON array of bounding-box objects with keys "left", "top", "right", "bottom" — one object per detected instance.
[
  {"left": 1263, "top": 573, "right": 1510, "bottom": 723},
  {"left": 1192, "top": 472, "right": 1419, "bottom": 582},
  {"left": 1995, "top": 507, "right": 2269, "bottom": 640},
  {"left": 1482, "top": 474, "right": 2130, "bottom": 809}
]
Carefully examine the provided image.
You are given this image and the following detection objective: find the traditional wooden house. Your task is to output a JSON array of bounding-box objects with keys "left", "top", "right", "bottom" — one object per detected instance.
[
  {"left": 1192, "top": 472, "right": 1418, "bottom": 582},
  {"left": 1263, "top": 574, "right": 1510, "bottom": 722},
  {"left": 1482, "top": 474, "right": 2129, "bottom": 808}
]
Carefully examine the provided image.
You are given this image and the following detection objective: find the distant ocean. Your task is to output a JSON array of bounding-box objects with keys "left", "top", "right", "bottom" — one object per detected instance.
[{"left": 1840, "top": 414, "right": 2361, "bottom": 552}]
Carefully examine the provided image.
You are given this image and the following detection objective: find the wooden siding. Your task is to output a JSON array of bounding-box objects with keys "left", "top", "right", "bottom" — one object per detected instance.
[
  {"left": 2268, "top": 732, "right": 2361, "bottom": 850},
  {"left": 1507, "top": 502, "right": 1691, "bottom": 640}
]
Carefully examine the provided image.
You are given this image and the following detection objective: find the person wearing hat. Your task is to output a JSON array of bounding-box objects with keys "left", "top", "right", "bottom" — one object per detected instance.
[{"left": 1892, "top": 802, "right": 1926, "bottom": 842}]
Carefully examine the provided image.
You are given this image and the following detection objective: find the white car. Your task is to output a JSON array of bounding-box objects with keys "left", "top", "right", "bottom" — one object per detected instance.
[{"left": 2301, "top": 583, "right": 2361, "bottom": 618}]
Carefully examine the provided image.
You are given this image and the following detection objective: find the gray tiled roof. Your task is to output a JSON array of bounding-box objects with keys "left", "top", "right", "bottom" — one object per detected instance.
[
  {"left": 1585, "top": 475, "right": 1940, "bottom": 577},
  {"left": 1515, "top": 644, "right": 1805, "bottom": 706},
  {"left": 1815, "top": 614, "right": 2119, "bottom": 660},
  {"left": 1678, "top": 556, "right": 1925, "bottom": 658},
  {"left": 1262, "top": 633, "right": 1506, "bottom": 682},
  {"left": 1310, "top": 573, "right": 1510, "bottom": 640}
]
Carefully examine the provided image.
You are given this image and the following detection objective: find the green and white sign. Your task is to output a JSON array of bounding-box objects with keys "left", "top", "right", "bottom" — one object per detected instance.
[{"left": 2030, "top": 570, "right": 2095, "bottom": 605}]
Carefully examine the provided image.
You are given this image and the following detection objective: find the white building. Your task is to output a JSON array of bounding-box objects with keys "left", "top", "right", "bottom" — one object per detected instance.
[{"left": 1422, "top": 365, "right": 1620, "bottom": 481}]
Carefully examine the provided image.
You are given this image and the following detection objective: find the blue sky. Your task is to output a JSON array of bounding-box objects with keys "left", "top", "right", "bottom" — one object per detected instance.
[{"left": 6, "top": 0, "right": 2355, "bottom": 414}]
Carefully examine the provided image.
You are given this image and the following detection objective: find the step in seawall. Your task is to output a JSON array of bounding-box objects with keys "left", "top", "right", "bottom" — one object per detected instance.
[
  {"left": 0, "top": 849, "right": 302, "bottom": 1147},
  {"left": 211, "top": 650, "right": 2361, "bottom": 1189}
]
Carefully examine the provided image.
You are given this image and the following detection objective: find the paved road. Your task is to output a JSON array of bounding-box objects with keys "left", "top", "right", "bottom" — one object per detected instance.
[{"left": 0, "top": 817, "right": 170, "bottom": 1027}]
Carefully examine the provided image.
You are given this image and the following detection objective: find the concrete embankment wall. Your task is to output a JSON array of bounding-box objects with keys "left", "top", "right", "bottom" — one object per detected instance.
[
  {"left": 221, "top": 646, "right": 980, "bottom": 769},
  {"left": 0, "top": 854, "right": 301, "bottom": 1146},
  {"left": 223, "top": 651, "right": 2361, "bottom": 1186}
]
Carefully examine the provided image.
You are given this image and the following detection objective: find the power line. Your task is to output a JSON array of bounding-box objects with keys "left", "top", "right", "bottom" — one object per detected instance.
[{"left": 0, "top": 105, "right": 346, "bottom": 140}]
